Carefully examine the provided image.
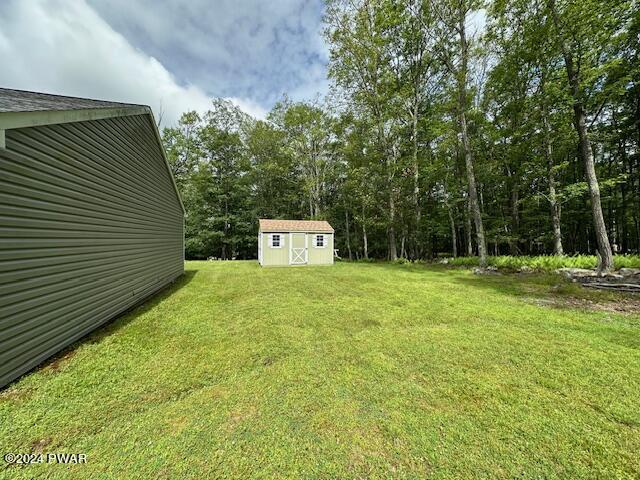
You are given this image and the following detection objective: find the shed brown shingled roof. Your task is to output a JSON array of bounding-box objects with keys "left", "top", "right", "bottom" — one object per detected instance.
[{"left": 259, "top": 219, "right": 334, "bottom": 233}]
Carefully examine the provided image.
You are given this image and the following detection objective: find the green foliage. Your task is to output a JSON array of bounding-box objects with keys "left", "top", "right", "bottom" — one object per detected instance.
[
  {"left": 269, "top": 99, "right": 338, "bottom": 218},
  {"left": 2, "top": 262, "right": 639, "bottom": 478},
  {"left": 162, "top": 0, "right": 640, "bottom": 262},
  {"left": 162, "top": 100, "right": 255, "bottom": 259},
  {"left": 393, "top": 256, "right": 412, "bottom": 264},
  {"left": 443, "top": 254, "right": 640, "bottom": 271}
]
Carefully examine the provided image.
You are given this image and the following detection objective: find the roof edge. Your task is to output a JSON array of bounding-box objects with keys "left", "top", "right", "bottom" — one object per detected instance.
[
  {"left": 0, "top": 105, "right": 151, "bottom": 131},
  {"left": 258, "top": 219, "right": 335, "bottom": 233},
  {"left": 260, "top": 228, "right": 334, "bottom": 233}
]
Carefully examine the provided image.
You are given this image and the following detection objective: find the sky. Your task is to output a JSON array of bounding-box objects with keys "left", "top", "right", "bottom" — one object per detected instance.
[{"left": 0, "top": 0, "right": 330, "bottom": 125}]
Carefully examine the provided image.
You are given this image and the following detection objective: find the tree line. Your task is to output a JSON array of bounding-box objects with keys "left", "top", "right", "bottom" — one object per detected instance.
[{"left": 162, "top": 0, "right": 639, "bottom": 271}]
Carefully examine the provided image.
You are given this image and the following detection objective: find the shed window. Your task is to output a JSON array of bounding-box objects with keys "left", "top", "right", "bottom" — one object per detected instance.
[
  {"left": 315, "top": 235, "right": 325, "bottom": 248},
  {"left": 270, "top": 234, "right": 282, "bottom": 248}
]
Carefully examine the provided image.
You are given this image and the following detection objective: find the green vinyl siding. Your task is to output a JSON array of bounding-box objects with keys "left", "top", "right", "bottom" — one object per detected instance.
[{"left": 0, "top": 113, "right": 183, "bottom": 388}]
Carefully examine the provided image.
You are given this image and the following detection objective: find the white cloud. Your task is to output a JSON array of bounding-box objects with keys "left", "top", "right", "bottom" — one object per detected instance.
[
  {"left": 88, "top": 0, "right": 329, "bottom": 107},
  {"left": 225, "top": 97, "right": 269, "bottom": 120},
  {"left": 0, "top": 0, "right": 268, "bottom": 124}
]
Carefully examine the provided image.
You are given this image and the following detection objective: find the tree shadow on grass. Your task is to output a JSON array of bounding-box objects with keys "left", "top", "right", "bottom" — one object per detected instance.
[
  {"left": 452, "top": 270, "right": 640, "bottom": 321},
  {"left": 338, "top": 261, "right": 461, "bottom": 278},
  {"left": 371, "top": 262, "right": 558, "bottom": 299},
  {"left": 453, "top": 271, "right": 555, "bottom": 296},
  {"left": 32, "top": 269, "right": 199, "bottom": 375},
  {"left": 347, "top": 261, "right": 636, "bottom": 310},
  {"left": 452, "top": 269, "right": 603, "bottom": 299}
]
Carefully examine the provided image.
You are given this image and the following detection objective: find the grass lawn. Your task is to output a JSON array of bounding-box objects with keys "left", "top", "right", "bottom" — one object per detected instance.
[{"left": 1, "top": 261, "right": 639, "bottom": 479}]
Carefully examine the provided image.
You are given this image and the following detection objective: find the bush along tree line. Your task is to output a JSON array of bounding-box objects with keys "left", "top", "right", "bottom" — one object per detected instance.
[{"left": 162, "top": 0, "right": 639, "bottom": 272}]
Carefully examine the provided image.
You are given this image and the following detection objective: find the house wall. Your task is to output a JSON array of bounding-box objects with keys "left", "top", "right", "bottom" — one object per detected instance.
[
  {"left": 0, "top": 113, "right": 184, "bottom": 388},
  {"left": 259, "top": 231, "right": 333, "bottom": 266}
]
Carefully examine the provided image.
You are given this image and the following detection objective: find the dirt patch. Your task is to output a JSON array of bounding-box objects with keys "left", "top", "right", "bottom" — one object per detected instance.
[
  {"left": 166, "top": 416, "right": 190, "bottom": 435},
  {"left": 0, "top": 386, "right": 33, "bottom": 403},
  {"left": 45, "top": 349, "right": 77, "bottom": 372},
  {"left": 224, "top": 405, "right": 257, "bottom": 432},
  {"left": 529, "top": 296, "right": 640, "bottom": 315},
  {"left": 30, "top": 437, "right": 52, "bottom": 453},
  {"left": 360, "top": 318, "right": 381, "bottom": 328}
]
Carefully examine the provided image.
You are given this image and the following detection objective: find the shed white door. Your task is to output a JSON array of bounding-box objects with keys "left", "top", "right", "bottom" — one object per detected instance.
[{"left": 289, "top": 233, "right": 307, "bottom": 265}]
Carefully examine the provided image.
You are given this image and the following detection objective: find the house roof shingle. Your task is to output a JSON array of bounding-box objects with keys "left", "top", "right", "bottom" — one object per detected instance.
[
  {"left": 0, "top": 87, "right": 143, "bottom": 113},
  {"left": 259, "top": 219, "right": 334, "bottom": 233}
]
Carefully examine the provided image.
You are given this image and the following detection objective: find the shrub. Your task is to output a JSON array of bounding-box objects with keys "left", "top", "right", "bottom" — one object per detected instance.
[
  {"left": 394, "top": 257, "right": 412, "bottom": 265},
  {"left": 439, "top": 254, "right": 640, "bottom": 271}
]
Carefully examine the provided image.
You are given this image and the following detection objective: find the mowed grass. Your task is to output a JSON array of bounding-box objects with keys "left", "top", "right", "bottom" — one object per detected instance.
[{"left": 1, "top": 261, "right": 639, "bottom": 479}]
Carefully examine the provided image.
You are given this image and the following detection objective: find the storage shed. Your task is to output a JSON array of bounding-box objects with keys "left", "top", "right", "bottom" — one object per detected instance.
[
  {"left": 258, "top": 219, "right": 334, "bottom": 266},
  {"left": 0, "top": 88, "right": 184, "bottom": 388}
]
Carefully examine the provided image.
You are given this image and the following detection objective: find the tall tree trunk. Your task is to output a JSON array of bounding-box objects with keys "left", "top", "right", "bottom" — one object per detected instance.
[
  {"left": 548, "top": 0, "right": 613, "bottom": 272},
  {"left": 620, "top": 183, "right": 627, "bottom": 253},
  {"left": 314, "top": 155, "right": 322, "bottom": 217},
  {"left": 508, "top": 168, "right": 519, "bottom": 255},
  {"left": 379, "top": 117, "right": 398, "bottom": 261},
  {"left": 549, "top": 172, "right": 564, "bottom": 256},
  {"left": 615, "top": 108, "right": 629, "bottom": 252},
  {"left": 466, "top": 197, "right": 473, "bottom": 256},
  {"left": 457, "top": 12, "right": 487, "bottom": 267},
  {"left": 412, "top": 103, "right": 421, "bottom": 259},
  {"left": 447, "top": 204, "right": 458, "bottom": 257},
  {"left": 222, "top": 192, "right": 229, "bottom": 260},
  {"left": 387, "top": 138, "right": 398, "bottom": 261},
  {"left": 543, "top": 110, "right": 564, "bottom": 255},
  {"left": 572, "top": 96, "right": 612, "bottom": 271},
  {"left": 345, "top": 209, "right": 353, "bottom": 260},
  {"left": 362, "top": 203, "right": 369, "bottom": 259},
  {"left": 459, "top": 114, "right": 486, "bottom": 263},
  {"left": 630, "top": 154, "right": 640, "bottom": 252},
  {"left": 635, "top": 100, "right": 640, "bottom": 251},
  {"left": 388, "top": 191, "right": 398, "bottom": 260}
]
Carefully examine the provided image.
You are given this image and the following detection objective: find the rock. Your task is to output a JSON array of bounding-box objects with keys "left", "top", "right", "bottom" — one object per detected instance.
[
  {"left": 602, "top": 273, "right": 624, "bottom": 280},
  {"left": 556, "top": 268, "right": 598, "bottom": 277},
  {"left": 555, "top": 268, "right": 627, "bottom": 283},
  {"left": 518, "top": 266, "right": 533, "bottom": 273},
  {"left": 556, "top": 266, "right": 640, "bottom": 290},
  {"left": 556, "top": 268, "right": 598, "bottom": 281},
  {"left": 473, "top": 266, "right": 499, "bottom": 275},
  {"left": 583, "top": 283, "right": 640, "bottom": 293},
  {"left": 619, "top": 268, "right": 640, "bottom": 277}
]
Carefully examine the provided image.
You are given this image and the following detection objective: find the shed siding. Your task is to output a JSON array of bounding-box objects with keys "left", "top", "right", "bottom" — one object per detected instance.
[
  {"left": 0, "top": 114, "right": 184, "bottom": 388},
  {"left": 260, "top": 232, "right": 289, "bottom": 266},
  {"left": 308, "top": 233, "right": 334, "bottom": 265},
  {"left": 259, "top": 231, "right": 334, "bottom": 266}
]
